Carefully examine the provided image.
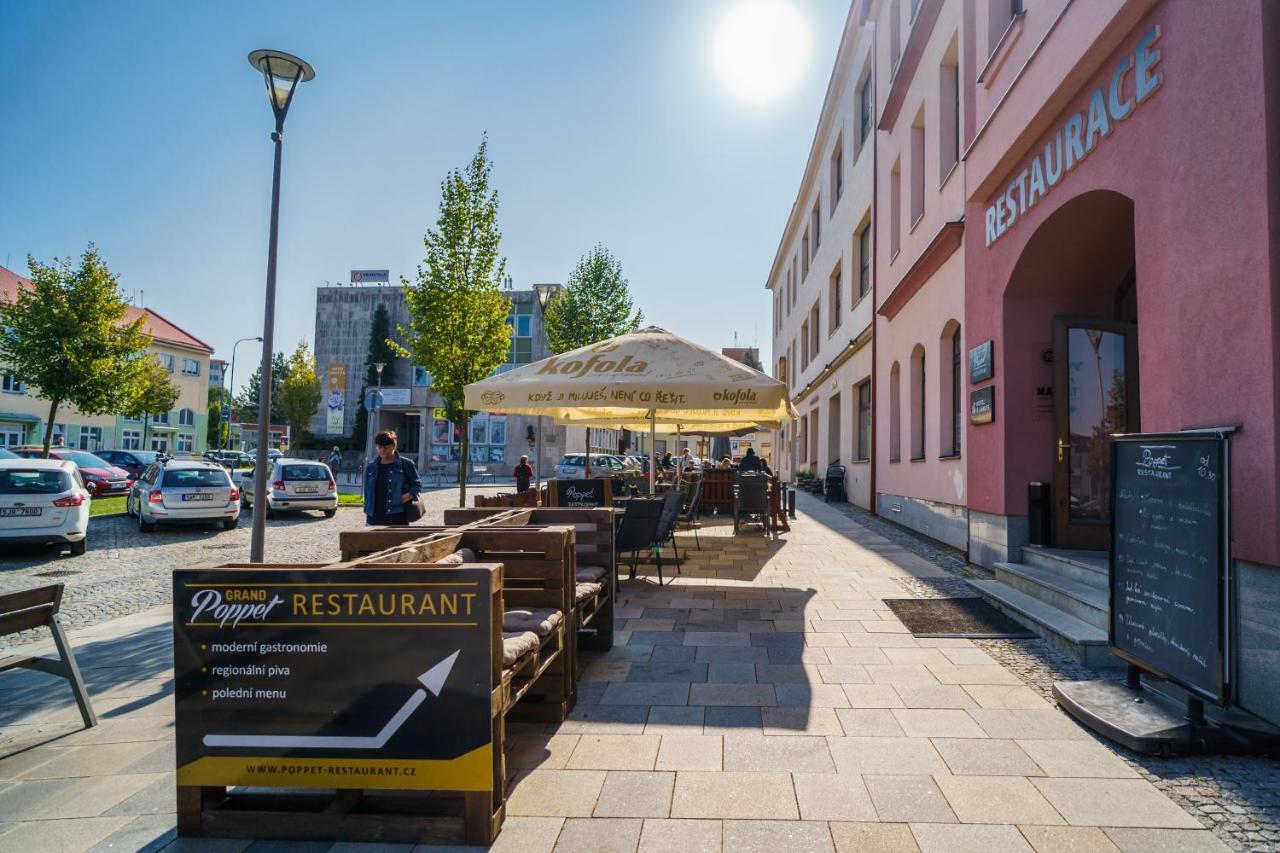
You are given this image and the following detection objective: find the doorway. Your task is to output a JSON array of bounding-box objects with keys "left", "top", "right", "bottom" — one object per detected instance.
[{"left": 1052, "top": 317, "right": 1139, "bottom": 549}]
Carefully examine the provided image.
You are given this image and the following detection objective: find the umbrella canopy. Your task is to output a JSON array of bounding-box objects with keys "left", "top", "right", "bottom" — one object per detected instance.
[{"left": 464, "top": 326, "right": 796, "bottom": 427}]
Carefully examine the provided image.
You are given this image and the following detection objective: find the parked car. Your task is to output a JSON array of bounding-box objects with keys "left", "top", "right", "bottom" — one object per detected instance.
[
  {"left": 552, "top": 453, "right": 627, "bottom": 479},
  {"left": 239, "top": 459, "right": 337, "bottom": 518},
  {"left": 127, "top": 460, "right": 240, "bottom": 532},
  {"left": 0, "top": 448, "right": 17, "bottom": 459},
  {"left": 0, "top": 458, "right": 90, "bottom": 555},
  {"left": 204, "top": 450, "right": 255, "bottom": 469},
  {"left": 98, "top": 449, "right": 164, "bottom": 480},
  {"left": 11, "top": 448, "right": 132, "bottom": 496}
]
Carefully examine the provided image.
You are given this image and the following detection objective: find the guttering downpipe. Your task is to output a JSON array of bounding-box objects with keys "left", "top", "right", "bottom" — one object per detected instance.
[{"left": 869, "top": 31, "right": 879, "bottom": 517}]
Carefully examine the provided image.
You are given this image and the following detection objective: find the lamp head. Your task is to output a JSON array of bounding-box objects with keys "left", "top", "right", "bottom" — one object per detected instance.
[
  {"left": 248, "top": 49, "right": 314, "bottom": 119},
  {"left": 533, "top": 282, "right": 561, "bottom": 309}
]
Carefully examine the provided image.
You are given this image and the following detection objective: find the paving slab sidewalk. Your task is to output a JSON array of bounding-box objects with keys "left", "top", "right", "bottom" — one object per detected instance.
[{"left": 0, "top": 496, "right": 1230, "bottom": 852}]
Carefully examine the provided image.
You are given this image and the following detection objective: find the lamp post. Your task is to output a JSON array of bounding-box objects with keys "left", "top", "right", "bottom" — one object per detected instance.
[
  {"left": 222, "top": 336, "right": 262, "bottom": 451},
  {"left": 248, "top": 49, "right": 314, "bottom": 564},
  {"left": 365, "top": 362, "right": 386, "bottom": 467},
  {"left": 532, "top": 284, "right": 559, "bottom": 490}
]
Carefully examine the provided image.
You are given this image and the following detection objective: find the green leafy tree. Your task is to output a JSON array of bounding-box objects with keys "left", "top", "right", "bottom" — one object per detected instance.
[
  {"left": 543, "top": 244, "right": 644, "bottom": 354},
  {"left": 280, "top": 340, "right": 323, "bottom": 440},
  {"left": 352, "top": 304, "right": 396, "bottom": 452},
  {"left": 396, "top": 137, "right": 510, "bottom": 506},
  {"left": 121, "top": 355, "right": 180, "bottom": 452},
  {"left": 0, "top": 245, "right": 152, "bottom": 456},
  {"left": 207, "top": 386, "right": 227, "bottom": 449},
  {"left": 235, "top": 352, "right": 286, "bottom": 424}
]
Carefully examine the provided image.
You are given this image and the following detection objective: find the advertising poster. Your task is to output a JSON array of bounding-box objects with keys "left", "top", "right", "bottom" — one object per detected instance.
[
  {"left": 173, "top": 567, "right": 493, "bottom": 791},
  {"left": 469, "top": 414, "right": 489, "bottom": 447},
  {"left": 325, "top": 364, "right": 346, "bottom": 435},
  {"left": 431, "top": 419, "right": 451, "bottom": 445},
  {"left": 488, "top": 416, "right": 506, "bottom": 447}
]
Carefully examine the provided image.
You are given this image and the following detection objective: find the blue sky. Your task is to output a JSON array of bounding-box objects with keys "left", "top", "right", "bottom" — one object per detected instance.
[{"left": 0, "top": 1, "right": 846, "bottom": 392}]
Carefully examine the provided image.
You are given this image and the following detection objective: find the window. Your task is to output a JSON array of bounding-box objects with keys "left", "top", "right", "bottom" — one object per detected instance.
[
  {"left": 942, "top": 322, "right": 962, "bottom": 456},
  {"left": 177, "top": 433, "right": 194, "bottom": 453},
  {"left": 786, "top": 267, "right": 793, "bottom": 314},
  {"left": 858, "top": 224, "right": 872, "bottom": 297},
  {"left": 911, "top": 112, "right": 926, "bottom": 224},
  {"left": 181, "top": 358, "right": 200, "bottom": 376},
  {"left": 828, "top": 392, "right": 841, "bottom": 465},
  {"left": 154, "top": 411, "right": 170, "bottom": 425},
  {"left": 157, "top": 353, "right": 175, "bottom": 372},
  {"left": 122, "top": 430, "right": 141, "bottom": 450},
  {"left": 890, "top": 159, "right": 902, "bottom": 257},
  {"left": 989, "top": 0, "right": 1024, "bottom": 57},
  {"left": 856, "top": 379, "right": 872, "bottom": 460},
  {"left": 859, "top": 74, "right": 874, "bottom": 145},
  {"left": 778, "top": 356, "right": 788, "bottom": 386},
  {"left": 78, "top": 426, "right": 103, "bottom": 451},
  {"left": 413, "top": 366, "right": 431, "bottom": 387},
  {"left": 889, "top": 362, "right": 901, "bottom": 462},
  {"left": 808, "top": 408, "right": 819, "bottom": 464},
  {"left": 802, "top": 232, "right": 810, "bottom": 278},
  {"left": 811, "top": 301, "right": 821, "bottom": 357},
  {"left": 811, "top": 202, "right": 821, "bottom": 253},
  {"left": 910, "top": 345, "right": 926, "bottom": 460},
  {"left": 0, "top": 427, "right": 26, "bottom": 447},
  {"left": 1, "top": 373, "right": 26, "bottom": 394},
  {"left": 940, "top": 46, "right": 960, "bottom": 179},
  {"left": 791, "top": 257, "right": 798, "bottom": 305},
  {"left": 829, "top": 264, "right": 842, "bottom": 332},
  {"left": 800, "top": 321, "right": 810, "bottom": 368},
  {"left": 831, "top": 135, "right": 844, "bottom": 204},
  {"left": 891, "top": 0, "right": 903, "bottom": 73},
  {"left": 178, "top": 408, "right": 195, "bottom": 426}
]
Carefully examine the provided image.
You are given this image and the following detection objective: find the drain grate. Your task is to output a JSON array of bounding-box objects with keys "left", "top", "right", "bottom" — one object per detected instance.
[{"left": 34, "top": 569, "right": 82, "bottom": 578}]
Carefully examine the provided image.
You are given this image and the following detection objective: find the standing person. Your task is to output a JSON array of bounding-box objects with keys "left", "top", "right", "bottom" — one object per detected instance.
[
  {"left": 514, "top": 454, "right": 534, "bottom": 492},
  {"left": 760, "top": 456, "right": 774, "bottom": 477},
  {"left": 679, "top": 448, "right": 695, "bottom": 476},
  {"left": 363, "top": 430, "right": 421, "bottom": 526},
  {"left": 327, "top": 445, "right": 343, "bottom": 471},
  {"left": 661, "top": 451, "right": 674, "bottom": 471},
  {"left": 738, "top": 447, "right": 762, "bottom": 472}
]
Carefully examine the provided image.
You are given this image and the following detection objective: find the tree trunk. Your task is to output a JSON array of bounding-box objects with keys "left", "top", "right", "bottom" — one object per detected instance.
[
  {"left": 42, "top": 399, "right": 61, "bottom": 458},
  {"left": 458, "top": 411, "right": 469, "bottom": 508},
  {"left": 143, "top": 414, "right": 151, "bottom": 451}
]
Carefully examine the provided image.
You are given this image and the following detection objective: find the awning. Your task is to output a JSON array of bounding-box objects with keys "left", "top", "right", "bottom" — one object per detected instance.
[{"left": 0, "top": 412, "right": 41, "bottom": 424}]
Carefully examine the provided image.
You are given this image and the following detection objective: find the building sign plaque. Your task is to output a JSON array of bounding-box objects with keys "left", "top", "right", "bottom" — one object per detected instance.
[
  {"left": 969, "top": 340, "right": 994, "bottom": 383},
  {"left": 970, "top": 386, "right": 995, "bottom": 425}
]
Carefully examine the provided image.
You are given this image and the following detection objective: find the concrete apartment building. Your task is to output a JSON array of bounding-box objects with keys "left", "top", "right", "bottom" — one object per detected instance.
[
  {"left": 0, "top": 263, "right": 214, "bottom": 454},
  {"left": 768, "top": 3, "right": 877, "bottom": 509}
]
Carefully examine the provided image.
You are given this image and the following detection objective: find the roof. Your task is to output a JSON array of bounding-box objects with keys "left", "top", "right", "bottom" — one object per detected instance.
[
  {"left": 0, "top": 263, "right": 214, "bottom": 354},
  {"left": 0, "top": 458, "right": 74, "bottom": 471}
]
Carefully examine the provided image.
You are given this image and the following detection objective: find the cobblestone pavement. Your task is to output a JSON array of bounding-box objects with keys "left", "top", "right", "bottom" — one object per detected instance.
[
  {"left": 0, "top": 485, "right": 506, "bottom": 650},
  {"left": 827, "top": 497, "right": 1280, "bottom": 852}
]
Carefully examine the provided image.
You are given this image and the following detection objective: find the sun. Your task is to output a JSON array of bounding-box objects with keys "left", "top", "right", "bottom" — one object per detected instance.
[{"left": 712, "top": 0, "right": 812, "bottom": 108}]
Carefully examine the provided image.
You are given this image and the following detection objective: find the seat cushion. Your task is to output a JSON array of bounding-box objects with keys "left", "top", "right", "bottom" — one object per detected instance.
[
  {"left": 436, "top": 547, "right": 479, "bottom": 565},
  {"left": 503, "top": 608, "right": 564, "bottom": 637},
  {"left": 576, "top": 565, "right": 607, "bottom": 583},
  {"left": 502, "top": 630, "right": 540, "bottom": 667},
  {"left": 575, "top": 581, "right": 604, "bottom": 604}
]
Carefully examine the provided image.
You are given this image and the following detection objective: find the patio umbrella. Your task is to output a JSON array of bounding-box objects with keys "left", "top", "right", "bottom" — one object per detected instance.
[{"left": 464, "top": 326, "right": 797, "bottom": 490}]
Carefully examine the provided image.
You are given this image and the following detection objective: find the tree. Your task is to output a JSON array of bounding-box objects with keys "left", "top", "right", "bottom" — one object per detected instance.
[
  {"left": 396, "top": 137, "right": 510, "bottom": 506},
  {"left": 279, "top": 340, "right": 323, "bottom": 441},
  {"left": 352, "top": 304, "right": 396, "bottom": 452},
  {"left": 0, "top": 245, "right": 152, "bottom": 456},
  {"left": 121, "top": 355, "right": 180, "bottom": 452},
  {"left": 543, "top": 244, "right": 643, "bottom": 354},
  {"left": 235, "top": 352, "right": 286, "bottom": 424},
  {"left": 207, "top": 386, "right": 226, "bottom": 449}
]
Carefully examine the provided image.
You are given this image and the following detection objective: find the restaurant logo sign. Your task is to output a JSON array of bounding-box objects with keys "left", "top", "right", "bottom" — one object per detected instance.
[
  {"left": 985, "top": 25, "right": 1164, "bottom": 247},
  {"left": 537, "top": 342, "right": 649, "bottom": 379}
]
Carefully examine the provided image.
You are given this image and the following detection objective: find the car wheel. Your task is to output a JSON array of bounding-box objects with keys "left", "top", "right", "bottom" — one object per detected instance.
[
  {"left": 69, "top": 538, "right": 87, "bottom": 556},
  {"left": 323, "top": 508, "right": 336, "bottom": 518},
  {"left": 266, "top": 508, "right": 277, "bottom": 520},
  {"left": 138, "top": 509, "right": 156, "bottom": 533},
  {"left": 223, "top": 515, "right": 238, "bottom": 530}
]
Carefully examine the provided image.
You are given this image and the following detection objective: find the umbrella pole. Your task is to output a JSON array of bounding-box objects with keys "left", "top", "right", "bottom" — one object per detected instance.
[{"left": 648, "top": 410, "right": 656, "bottom": 494}]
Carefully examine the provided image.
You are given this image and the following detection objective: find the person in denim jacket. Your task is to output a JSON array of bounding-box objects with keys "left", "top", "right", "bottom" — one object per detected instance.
[{"left": 363, "top": 430, "right": 421, "bottom": 526}]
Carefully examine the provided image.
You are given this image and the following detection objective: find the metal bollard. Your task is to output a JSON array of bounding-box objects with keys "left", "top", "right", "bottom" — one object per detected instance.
[{"left": 787, "top": 485, "right": 797, "bottom": 519}]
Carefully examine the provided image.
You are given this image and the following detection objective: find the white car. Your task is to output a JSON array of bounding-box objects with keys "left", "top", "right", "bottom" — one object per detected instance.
[
  {"left": 128, "top": 460, "right": 240, "bottom": 532},
  {"left": 0, "top": 459, "right": 90, "bottom": 555},
  {"left": 552, "top": 454, "right": 626, "bottom": 479},
  {"left": 240, "top": 459, "right": 338, "bottom": 518}
]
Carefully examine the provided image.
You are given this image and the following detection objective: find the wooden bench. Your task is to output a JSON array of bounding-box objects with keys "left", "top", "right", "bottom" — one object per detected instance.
[{"left": 0, "top": 584, "right": 96, "bottom": 728}]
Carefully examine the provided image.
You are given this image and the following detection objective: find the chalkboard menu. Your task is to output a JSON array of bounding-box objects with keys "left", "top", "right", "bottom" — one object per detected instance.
[
  {"left": 547, "top": 479, "right": 611, "bottom": 508},
  {"left": 173, "top": 566, "right": 495, "bottom": 790},
  {"left": 1110, "top": 434, "right": 1228, "bottom": 704}
]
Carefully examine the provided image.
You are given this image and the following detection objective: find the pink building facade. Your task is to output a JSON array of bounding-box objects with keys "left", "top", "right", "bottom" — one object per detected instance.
[{"left": 962, "top": 0, "right": 1280, "bottom": 723}]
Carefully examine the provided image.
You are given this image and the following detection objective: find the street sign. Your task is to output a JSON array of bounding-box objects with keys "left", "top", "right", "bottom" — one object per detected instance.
[
  {"left": 365, "top": 389, "right": 384, "bottom": 411},
  {"left": 381, "top": 387, "right": 411, "bottom": 406},
  {"left": 351, "top": 269, "right": 390, "bottom": 284},
  {"left": 221, "top": 405, "right": 231, "bottom": 423},
  {"left": 173, "top": 566, "right": 495, "bottom": 791}
]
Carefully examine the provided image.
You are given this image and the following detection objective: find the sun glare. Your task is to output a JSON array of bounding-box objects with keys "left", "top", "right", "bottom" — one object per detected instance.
[{"left": 712, "top": 0, "right": 812, "bottom": 108}]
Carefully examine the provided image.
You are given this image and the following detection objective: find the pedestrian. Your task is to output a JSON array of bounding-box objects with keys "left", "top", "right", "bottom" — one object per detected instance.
[
  {"left": 514, "top": 455, "right": 534, "bottom": 492},
  {"left": 760, "top": 456, "right": 774, "bottom": 477},
  {"left": 362, "top": 430, "right": 420, "bottom": 526},
  {"left": 738, "top": 447, "right": 763, "bottom": 472},
  {"left": 661, "top": 451, "right": 674, "bottom": 470},
  {"left": 326, "top": 445, "right": 342, "bottom": 469}
]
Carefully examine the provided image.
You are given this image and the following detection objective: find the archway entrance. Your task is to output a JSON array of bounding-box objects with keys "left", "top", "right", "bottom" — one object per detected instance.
[{"left": 1004, "top": 190, "right": 1137, "bottom": 549}]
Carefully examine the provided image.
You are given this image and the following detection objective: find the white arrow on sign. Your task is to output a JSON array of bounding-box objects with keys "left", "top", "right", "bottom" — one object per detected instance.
[{"left": 202, "top": 650, "right": 459, "bottom": 750}]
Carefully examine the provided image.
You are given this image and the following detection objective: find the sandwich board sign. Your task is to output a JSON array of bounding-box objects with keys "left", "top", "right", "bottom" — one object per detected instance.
[{"left": 173, "top": 566, "right": 494, "bottom": 790}]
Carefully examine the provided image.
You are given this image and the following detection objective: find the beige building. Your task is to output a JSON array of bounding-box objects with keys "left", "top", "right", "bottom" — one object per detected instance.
[{"left": 768, "top": 3, "right": 877, "bottom": 509}]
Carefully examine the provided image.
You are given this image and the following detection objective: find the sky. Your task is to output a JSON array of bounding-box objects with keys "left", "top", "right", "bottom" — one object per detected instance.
[{"left": 0, "top": 1, "right": 848, "bottom": 394}]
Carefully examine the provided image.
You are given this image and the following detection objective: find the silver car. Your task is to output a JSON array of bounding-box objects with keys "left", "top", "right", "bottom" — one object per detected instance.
[
  {"left": 240, "top": 458, "right": 338, "bottom": 518},
  {"left": 552, "top": 453, "right": 627, "bottom": 479},
  {"left": 127, "top": 460, "right": 240, "bottom": 532}
]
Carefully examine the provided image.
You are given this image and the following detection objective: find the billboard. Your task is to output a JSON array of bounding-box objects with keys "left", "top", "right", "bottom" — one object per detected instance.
[
  {"left": 350, "top": 269, "right": 390, "bottom": 284},
  {"left": 325, "top": 364, "right": 346, "bottom": 435}
]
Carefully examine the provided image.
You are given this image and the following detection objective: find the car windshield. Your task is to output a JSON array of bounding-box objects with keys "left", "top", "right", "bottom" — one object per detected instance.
[
  {"left": 132, "top": 452, "right": 159, "bottom": 464},
  {"left": 0, "top": 469, "right": 72, "bottom": 494},
  {"left": 282, "top": 465, "right": 328, "bottom": 481},
  {"left": 60, "top": 451, "right": 113, "bottom": 469},
  {"left": 162, "top": 469, "right": 229, "bottom": 488}
]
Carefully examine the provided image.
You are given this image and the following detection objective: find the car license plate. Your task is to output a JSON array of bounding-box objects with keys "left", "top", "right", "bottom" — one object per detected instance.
[
  {"left": 295, "top": 485, "right": 319, "bottom": 494},
  {"left": 182, "top": 493, "right": 214, "bottom": 502},
  {"left": 0, "top": 507, "right": 41, "bottom": 517}
]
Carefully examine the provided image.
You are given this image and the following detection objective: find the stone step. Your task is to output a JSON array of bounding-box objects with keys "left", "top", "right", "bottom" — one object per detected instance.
[
  {"left": 968, "top": 578, "right": 1118, "bottom": 667},
  {"left": 1021, "top": 545, "right": 1109, "bottom": 590},
  {"left": 994, "top": 561, "right": 1110, "bottom": 630}
]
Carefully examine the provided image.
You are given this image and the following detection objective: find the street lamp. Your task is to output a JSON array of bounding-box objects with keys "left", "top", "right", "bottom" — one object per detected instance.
[
  {"left": 248, "top": 49, "right": 314, "bottom": 564},
  {"left": 365, "top": 362, "right": 386, "bottom": 466},
  {"left": 222, "top": 336, "right": 262, "bottom": 451}
]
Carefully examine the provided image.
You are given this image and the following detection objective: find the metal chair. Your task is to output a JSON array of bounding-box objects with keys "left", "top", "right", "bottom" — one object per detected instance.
[
  {"left": 615, "top": 496, "right": 666, "bottom": 584},
  {"left": 677, "top": 476, "right": 704, "bottom": 549},
  {"left": 733, "top": 473, "right": 771, "bottom": 535},
  {"left": 654, "top": 489, "right": 686, "bottom": 583}
]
